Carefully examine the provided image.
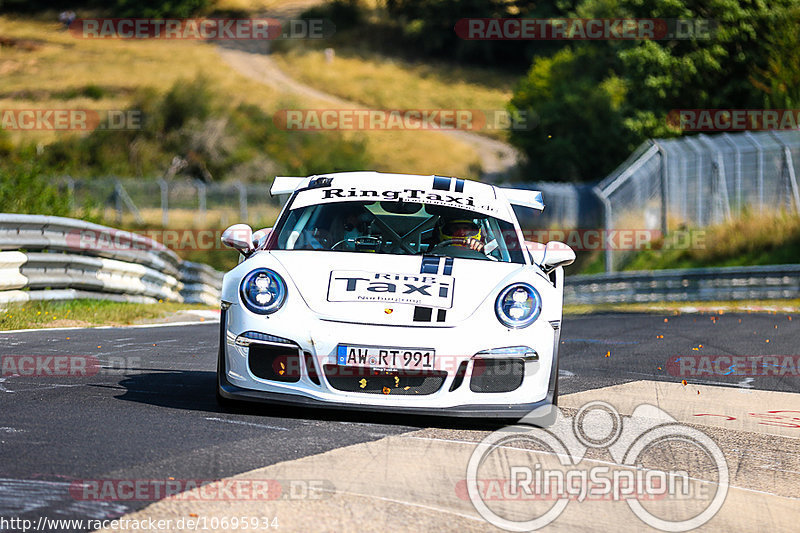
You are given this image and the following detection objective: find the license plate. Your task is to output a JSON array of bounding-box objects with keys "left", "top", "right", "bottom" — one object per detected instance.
[{"left": 336, "top": 344, "right": 435, "bottom": 370}]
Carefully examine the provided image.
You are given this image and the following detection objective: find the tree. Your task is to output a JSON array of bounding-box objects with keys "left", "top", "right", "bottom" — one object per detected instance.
[
  {"left": 509, "top": 0, "right": 800, "bottom": 181},
  {"left": 510, "top": 46, "right": 636, "bottom": 181}
]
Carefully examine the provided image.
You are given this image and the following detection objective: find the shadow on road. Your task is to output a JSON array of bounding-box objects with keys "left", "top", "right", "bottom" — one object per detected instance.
[{"left": 113, "top": 370, "right": 512, "bottom": 431}]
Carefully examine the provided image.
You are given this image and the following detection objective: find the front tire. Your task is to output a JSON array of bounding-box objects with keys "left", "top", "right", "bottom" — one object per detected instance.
[{"left": 215, "top": 308, "right": 239, "bottom": 410}]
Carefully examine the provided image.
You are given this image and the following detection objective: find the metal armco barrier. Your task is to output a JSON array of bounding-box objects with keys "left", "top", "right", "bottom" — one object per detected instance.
[
  {"left": 0, "top": 214, "right": 222, "bottom": 306},
  {"left": 565, "top": 264, "right": 800, "bottom": 305}
]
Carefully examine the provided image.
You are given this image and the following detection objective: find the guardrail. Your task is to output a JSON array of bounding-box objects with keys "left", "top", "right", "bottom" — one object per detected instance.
[
  {"left": 565, "top": 264, "right": 800, "bottom": 305},
  {"left": 0, "top": 214, "right": 223, "bottom": 306}
]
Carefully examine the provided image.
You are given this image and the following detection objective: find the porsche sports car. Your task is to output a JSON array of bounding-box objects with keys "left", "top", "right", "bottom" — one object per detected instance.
[{"left": 217, "top": 171, "right": 574, "bottom": 418}]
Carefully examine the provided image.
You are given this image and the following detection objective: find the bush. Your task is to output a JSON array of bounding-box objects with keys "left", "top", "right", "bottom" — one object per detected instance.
[
  {"left": 31, "top": 77, "right": 370, "bottom": 181},
  {"left": 303, "top": 0, "right": 363, "bottom": 31},
  {"left": 0, "top": 0, "right": 210, "bottom": 16},
  {"left": 161, "top": 77, "right": 213, "bottom": 132},
  {"left": 0, "top": 163, "right": 72, "bottom": 216}
]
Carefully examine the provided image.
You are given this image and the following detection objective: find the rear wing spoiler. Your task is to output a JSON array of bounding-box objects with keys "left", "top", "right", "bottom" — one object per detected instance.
[
  {"left": 270, "top": 176, "right": 310, "bottom": 196},
  {"left": 500, "top": 188, "right": 544, "bottom": 211},
  {"left": 271, "top": 177, "right": 545, "bottom": 211}
]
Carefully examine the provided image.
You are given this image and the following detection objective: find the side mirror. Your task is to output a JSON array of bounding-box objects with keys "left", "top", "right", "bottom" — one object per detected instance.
[
  {"left": 540, "top": 241, "right": 575, "bottom": 273},
  {"left": 221, "top": 224, "right": 254, "bottom": 256},
  {"left": 252, "top": 227, "right": 272, "bottom": 251},
  {"left": 524, "top": 240, "right": 546, "bottom": 265}
]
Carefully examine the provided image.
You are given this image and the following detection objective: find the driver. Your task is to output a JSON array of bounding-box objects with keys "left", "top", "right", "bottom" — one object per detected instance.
[
  {"left": 339, "top": 203, "right": 370, "bottom": 241},
  {"left": 332, "top": 203, "right": 381, "bottom": 252},
  {"left": 434, "top": 218, "right": 485, "bottom": 252}
]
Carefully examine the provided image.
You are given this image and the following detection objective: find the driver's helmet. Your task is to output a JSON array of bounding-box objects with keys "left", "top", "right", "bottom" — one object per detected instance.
[
  {"left": 339, "top": 204, "right": 368, "bottom": 239},
  {"left": 337, "top": 203, "right": 380, "bottom": 252},
  {"left": 437, "top": 218, "right": 482, "bottom": 247}
]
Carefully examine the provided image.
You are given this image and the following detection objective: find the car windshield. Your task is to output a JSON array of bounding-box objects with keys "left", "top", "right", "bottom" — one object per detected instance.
[{"left": 274, "top": 200, "right": 526, "bottom": 263}]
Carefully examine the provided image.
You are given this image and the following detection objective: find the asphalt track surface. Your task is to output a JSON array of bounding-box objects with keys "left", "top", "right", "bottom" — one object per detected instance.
[{"left": 1, "top": 311, "right": 799, "bottom": 531}]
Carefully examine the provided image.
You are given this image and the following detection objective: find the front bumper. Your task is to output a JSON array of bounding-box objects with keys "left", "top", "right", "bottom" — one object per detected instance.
[{"left": 217, "top": 306, "right": 562, "bottom": 419}]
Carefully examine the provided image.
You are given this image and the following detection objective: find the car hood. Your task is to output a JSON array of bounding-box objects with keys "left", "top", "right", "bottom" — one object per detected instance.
[{"left": 270, "top": 251, "right": 526, "bottom": 326}]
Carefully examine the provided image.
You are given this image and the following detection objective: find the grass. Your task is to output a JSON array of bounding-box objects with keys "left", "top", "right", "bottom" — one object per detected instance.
[
  {"left": 0, "top": 15, "right": 480, "bottom": 178},
  {"left": 113, "top": 207, "right": 281, "bottom": 271},
  {"left": 575, "top": 211, "right": 800, "bottom": 274},
  {"left": 0, "top": 17, "right": 281, "bottom": 142},
  {"left": 564, "top": 299, "right": 800, "bottom": 315},
  {"left": 622, "top": 212, "right": 800, "bottom": 271},
  {"left": 270, "top": 47, "right": 518, "bottom": 141},
  {"left": 0, "top": 299, "right": 215, "bottom": 331}
]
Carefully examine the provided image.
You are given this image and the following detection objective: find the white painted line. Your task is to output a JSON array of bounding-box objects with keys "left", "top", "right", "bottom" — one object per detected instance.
[
  {"left": 738, "top": 377, "right": 755, "bottom": 388},
  {"left": 184, "top": 310, "right": 221, "bottom": 319},
  {"left": 315, "top": 487, "right": 485, "bottom": 522},
  {"left": 1, "top": 319, "right": 219, "bottom": 334},
  {"left": 204, "top": 417, "right": 290, "bottom": 431}
]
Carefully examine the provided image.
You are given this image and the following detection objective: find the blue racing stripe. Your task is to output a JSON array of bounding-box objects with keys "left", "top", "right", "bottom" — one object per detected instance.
[
  {"left": 421, "top": 255, "right": 439, "bottom": 274},
  {"left": 433, "top": 176, "right": 451, "bottom": 191},
  {"left": 443, "top": 257, "right": 454, "bottom": 275}
]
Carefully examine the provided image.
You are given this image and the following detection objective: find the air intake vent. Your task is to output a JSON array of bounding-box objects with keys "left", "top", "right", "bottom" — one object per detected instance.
[
  {"left": 469, "top": 358, "right": 524, "bottom": 393},
  {"left": 323, "top": 365, "right": 446, "bottom": 395},
  {"left": 249, "top": 344, "right": 301, "bottom": 382}
]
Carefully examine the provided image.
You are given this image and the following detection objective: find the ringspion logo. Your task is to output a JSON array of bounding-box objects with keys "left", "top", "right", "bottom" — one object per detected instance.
[{"left": 465, "top": 401, "right": 728, "bottom": 531}]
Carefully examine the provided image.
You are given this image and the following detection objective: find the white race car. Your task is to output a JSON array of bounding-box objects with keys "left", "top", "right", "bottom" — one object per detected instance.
[{"left": 217, "top": 172, "right": 574, "bottom": 418}]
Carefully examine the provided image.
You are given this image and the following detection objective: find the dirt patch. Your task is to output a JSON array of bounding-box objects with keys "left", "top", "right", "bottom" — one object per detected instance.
[
  {"left": 0, "top": 36, "right": 44, "bottom": 51},
  {"left": 48, "top": 319, "right": 93, "bottom": 328}
]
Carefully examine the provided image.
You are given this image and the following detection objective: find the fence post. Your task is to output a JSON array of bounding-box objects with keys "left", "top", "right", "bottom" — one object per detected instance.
[
  {"left": 159, "top": 178, "right": 169, "bottom": 227},
  {"left": 114, "top": 182, "right": 123, "bottom": 225},
  {"left": 65, "top": 176, "right": 75, "bottom": 213},
  {"left": 113, "top": 180, "right": 144, "bottom": 225},
  {"left": 196, "top": 180, "right": 207, "bottom": 225},
  {"left": 783, "top": 147, "right": 800, "bottom": 213},
  {"left": 653, "top": 140, "right": 668, "bottom": 236},
  {"left": 721, "top": 133, "right": 743, "bottom": 212},
  {"left": 768, "top": 131, "right": 800, "bottom": 213},
  {"left": 685, "top": 137, "right": 705, "bottom": 226},
  {"left": 698, "top": 135, "right": 732, "bottom": 223},
  {"left": 594, "top": 186, "right": 613, "bottom": 273},
  {"left": 744, "top": 131, "right": 764, "bottom": 212},
  {"left": 236, "top": 181, "right": 248, "bottom": 222},
  {"left": 669, "top": 141, "right": 690, "bottom": 222}
]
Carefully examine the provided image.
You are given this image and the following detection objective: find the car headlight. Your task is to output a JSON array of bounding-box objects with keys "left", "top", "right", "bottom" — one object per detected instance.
[
  {"left": 240, "top": 268, "right": 287, "bottom": 315},
  {"left": 495, "top": 283, "right": 541, "bottom": 329}
]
